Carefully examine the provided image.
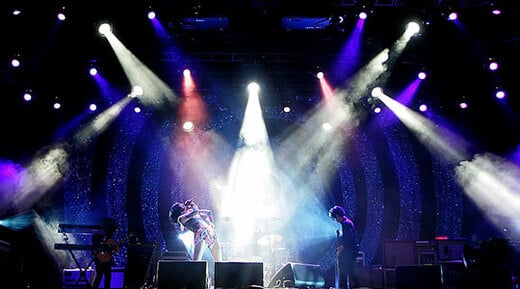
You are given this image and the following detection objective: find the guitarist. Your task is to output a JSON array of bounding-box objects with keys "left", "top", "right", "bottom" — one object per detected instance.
[
  {"left": 329, "top": 205, "right": 359, "bottom": 289},
  {"left": 91, "top": 218, "right": 119, "bottom": 289}
]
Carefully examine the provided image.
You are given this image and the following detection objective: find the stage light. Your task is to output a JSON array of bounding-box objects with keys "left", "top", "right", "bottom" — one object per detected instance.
[
  {"left": 53, "top": 102, "right": 62, "bottom": 110},
  {"left": 448, "top": 12, "right": 458, "bottom": 21},
  {"left": 459, "top": 102, "right": 468, "bottom": 109},
  {"left": 371, "top": 87, "right": 383, "bottom": 98},
  {"left": 89, "top": 104, "right": 97, "bottom": 112},
  {"left": 23, "top": 91, "right": 32, "bottom": 101},
  {"left": 10, "top": 57, "right": 21, "bottom": 68},
  {"left": 406, "top": 22, "right": 421, "bottom": 36},
  {"left": 147, "top": 10, "right": 156, "bottom": 20},
  {"left": 134, "top": 106, "right": 142, "bottom": 113},
  {"left": 321, "top": 122, "right": 332, "bottom": 132},
  {"left": 182, "top": 121, "right": 195, "bottom": 132},
  {"left": 247, "top": 82, "right": 260, "bottom": 94},
  {"left": 89, "top": 67, "right": 98, "bottom": 76},
  {"left": 359, "top": 11, "right": 368, "bottom": 20},
  {"left": 183, "top": 69, "right": 191, "bottom": 77},
  {"left": 419, "top": 104, "right": 428, "bottom": 112},
  {"left": 495, "top": 89, "right": 506, "bottom": 99},
  {"left": 283, "top": 106, "right": 291, "bottom": 113},
  {"left": 489, "top": 61, "right": 498, "bottom": 71},
  {"left": 418, "top": 72, "right": 427, "bottom": 80},
  {"left": 129, "top": 85, "right": 144, "bottom": 98},
  {"left": 316, "top": 72, "right": 324, "bottom": 79},
  {"left": 374, "top": 106, "right": 381, "bottom": 113},
  {"left": 57, "top": 12, "right": 66, "bottom": 21},
  {"left": 98, "top": 23, "right": 112, "bottom": 36}
]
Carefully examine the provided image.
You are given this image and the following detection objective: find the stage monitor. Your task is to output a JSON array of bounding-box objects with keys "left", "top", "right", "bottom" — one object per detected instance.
[
  {"left": 156, "top": 260, "right": 207, "bottom": 289},
  {"left": 267, "top": 262, "right": 325, "bottom": 288},
  {"left": 214, "top": 261, "right": 263, "bottom": 289}
]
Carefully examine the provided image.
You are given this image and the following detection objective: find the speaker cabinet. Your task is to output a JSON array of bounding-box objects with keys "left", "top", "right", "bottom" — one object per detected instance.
[
  {"left": 395, "top": 265, "right": 441, "bottom": 289},
  {"left": 214, "top": 261, "right": 263, "bottom": 289},
  {"left": 267, "top": 262, "right": 325, "bottom": 288},
  {"left": 157, "top": 260, "right": 207, "bottom": 289}
]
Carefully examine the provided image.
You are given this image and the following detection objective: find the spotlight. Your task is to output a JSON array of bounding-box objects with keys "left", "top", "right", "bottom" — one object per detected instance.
[
  {"left": 418, "top": 72, "right": 427, "bottom": 80},
  {"left": 495, "top": 89, "right": 506, "bottom": 99},
  {"left": 419, "top": 104, "right": 428, "bottom": 112},
  {"left": 89, "top": 67, "right": 98, "bottom": 76},
  {"left": 23, "top": 91, "right": 32, "bottom": 101},
  {"left": 247, "top": 82, "right": 260, "bottom": 94},
  {"left": 183, "top": 69, "right": 191, "bottom": 77},
  {"left": 182, "top": 121, "right": 195, "bottom": 132},
  {"left": 488, "top": 61, "right": 498, "bottom": 71},
  {"left": 316, "top": 72, "right": 324, "bottom": 79},
  {"left": 371, "top": 87, "right": 383, "bottom": 98},
  {"left": 321, "top": 122, "right": 332, "bottom": 132},
  {"left": 147, "top": 10, "right": 156, "bottom": 20},
  {"left": 405, "top": 22, "right": 421, "bottom": 37},
  {"left": 129, "top": 85, "right": 144, "bottom": 98},
  {"left": 10, "top": 56, "right": 21, "bottom": 68},
  {"left": 57, "top": 12, "right": 66, "bottom": 21},
  {"left": 98, "top": 23, "right": 112, "bottom": 36},
  {"left": 447, "top": 12, "right": 458, "bottom": 21},
  {"left": 89, "top": 103, "right": 97, "bottom": 111}
]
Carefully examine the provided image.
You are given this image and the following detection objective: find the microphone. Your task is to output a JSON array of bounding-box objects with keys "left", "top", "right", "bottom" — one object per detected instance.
[{"left": 184, "top": 198, "right": 194, "bottom": 206}]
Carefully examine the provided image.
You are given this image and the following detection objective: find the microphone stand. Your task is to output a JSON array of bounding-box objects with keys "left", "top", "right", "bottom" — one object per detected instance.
[{"left": 335, "top": 230, "right": 340, "bottom": 289}]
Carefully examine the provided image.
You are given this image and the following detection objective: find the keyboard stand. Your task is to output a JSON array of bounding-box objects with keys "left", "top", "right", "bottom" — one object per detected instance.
[{"left": 62, "top": 234, "right": 96, "bottom": 288}]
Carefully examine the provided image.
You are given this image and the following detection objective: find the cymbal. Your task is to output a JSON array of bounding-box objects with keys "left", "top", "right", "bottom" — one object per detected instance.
[{"left": 257, "top": 234, "right": 283, "bottom": 246}]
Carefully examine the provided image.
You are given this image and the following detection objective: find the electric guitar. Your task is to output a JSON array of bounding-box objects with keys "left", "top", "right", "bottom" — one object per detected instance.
[{"left": 94, "top": 234, "right": 134, "bottom": 263}]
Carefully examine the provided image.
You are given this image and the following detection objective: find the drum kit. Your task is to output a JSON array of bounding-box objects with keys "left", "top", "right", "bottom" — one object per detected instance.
[
  {"left": 257, "top": 233, "right": 288, "bottom": 283},
  {"left": 256, "top": 234, "right": 283, "bottom": 247},
  {"left": 218, "top": 217, "right": 288, "bottom": 283},
  {"left": 221, "top": 232, "right": 288, "bottom": 283}
]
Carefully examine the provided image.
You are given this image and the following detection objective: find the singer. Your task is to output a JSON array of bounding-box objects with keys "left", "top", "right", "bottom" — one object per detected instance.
[
  {"left": 169, "top": 199, "right": 222, "bottom": 262},
  {"left": 329, "top": 205, "right": 359, "bottom": 289}
]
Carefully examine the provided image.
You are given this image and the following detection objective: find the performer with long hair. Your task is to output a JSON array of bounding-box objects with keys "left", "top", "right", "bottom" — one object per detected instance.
[{"left": 169, "top": 199, "right": 222, "bottom": 261}]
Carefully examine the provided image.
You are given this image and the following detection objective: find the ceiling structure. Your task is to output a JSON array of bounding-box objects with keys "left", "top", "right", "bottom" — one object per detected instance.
[{"left": 1, "top": 0, "right": 519, "bottom": 160}]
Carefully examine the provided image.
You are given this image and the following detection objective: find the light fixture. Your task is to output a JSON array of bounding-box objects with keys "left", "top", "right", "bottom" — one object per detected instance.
[
  {"left": 98, "top": 23, "right": 113, "bottom": 36},
  {"left": 182, "top": 17, "right": 229, "bottom": 31},
  {"left": 281, "top": 17, "right": 330, "bottom": 31}
]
